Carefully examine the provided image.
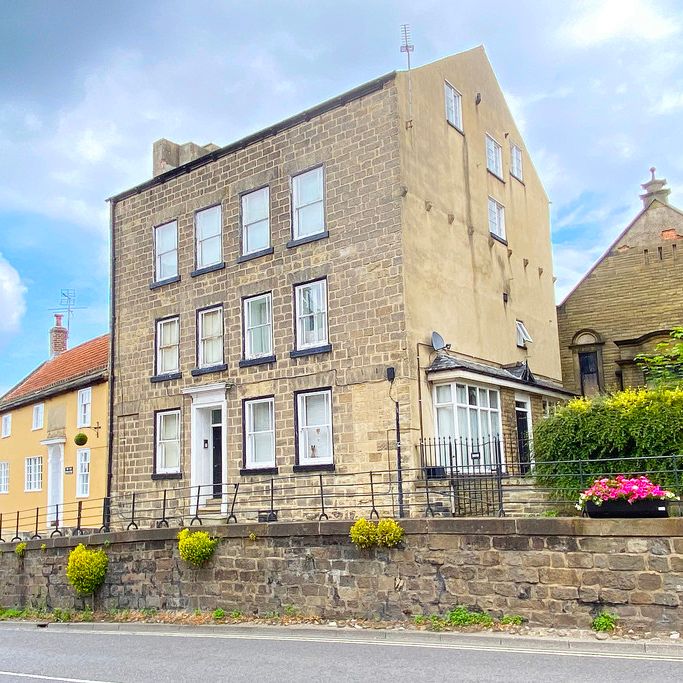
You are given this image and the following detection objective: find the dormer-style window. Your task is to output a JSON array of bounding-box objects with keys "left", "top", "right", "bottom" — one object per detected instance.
[{"left": 516, "top": 320, "right": 533, "bottom": 348}]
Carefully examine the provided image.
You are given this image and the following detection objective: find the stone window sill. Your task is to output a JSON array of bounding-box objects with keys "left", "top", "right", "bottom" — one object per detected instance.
[
  {"left": 293, "top": 463, "right": 335, "bottom": 473},
  {"left": 290, "top": 344, "right": 332, "bottom": 359},
  {"left": 487, "top": 169, "right": 505, "bottom": 184},
  {"left": 286, "top": 231, "right": 329, "bottom": 249},
  {"left": 151, "top": 472, "right": 182, "bottom": 480},
  {"left": 490, "top": 233, "right": 508, "bottom": 247},
  {"left": 149, "top": 275, "right": 181, "bottom": 290},
  {"left": 191, "top": 262, "right": 225, "bottom": 278},
  {"left": 237, "top": 247, "right": 274, "bottom": 264},
  {"left": 239, "top": 355, "right": 277, "bottom": 368},
  {"left": 240, "top": 467, "right": 279, "bottom": 476},
  {"left": 191, "top": 364, "right": 228, "bottom": 377},
  {"left": 150, "top": 372, "right": 182, "bottom": 383}
]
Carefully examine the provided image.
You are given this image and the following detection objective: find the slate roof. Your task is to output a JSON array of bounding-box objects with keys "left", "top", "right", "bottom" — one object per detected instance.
[
  {"left": 0, "top": 334, "right": 109, "bottom": 410},
  {"left": 426, "top": 353, "right": 573, "bottom": 395}
]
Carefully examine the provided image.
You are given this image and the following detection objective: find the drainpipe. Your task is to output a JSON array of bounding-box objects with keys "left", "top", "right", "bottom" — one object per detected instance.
[{"left": 106, "top": 198, "right": 117, "bottom": 518}]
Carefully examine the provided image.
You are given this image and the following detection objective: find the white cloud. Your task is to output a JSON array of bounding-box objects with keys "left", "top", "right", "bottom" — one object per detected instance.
[
  {"left": 561, "top": 0, "right": 680, "bottom": 47},
  {"left": 0, "top": 253, "right": 27, "bottom": 341}
]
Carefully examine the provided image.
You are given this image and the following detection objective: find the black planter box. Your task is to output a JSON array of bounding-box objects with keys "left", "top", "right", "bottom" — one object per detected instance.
[{"left": 585, "top": 498, "right": 669, "bottom": 519}]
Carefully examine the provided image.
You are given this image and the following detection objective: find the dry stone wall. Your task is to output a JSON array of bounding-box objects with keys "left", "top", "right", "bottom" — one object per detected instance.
[{"left": 1, "top": 518, "right": 681, "bottom": 632}]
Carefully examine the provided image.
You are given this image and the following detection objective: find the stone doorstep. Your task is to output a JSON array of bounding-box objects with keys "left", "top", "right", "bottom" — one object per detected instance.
[{"left": 2, "top": 621, "right": 683, "bottom": 658}]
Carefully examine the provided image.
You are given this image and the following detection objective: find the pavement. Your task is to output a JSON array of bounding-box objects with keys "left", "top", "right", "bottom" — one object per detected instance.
[{"left": 0, "top": 621, "right": 681, "bottom": 682}]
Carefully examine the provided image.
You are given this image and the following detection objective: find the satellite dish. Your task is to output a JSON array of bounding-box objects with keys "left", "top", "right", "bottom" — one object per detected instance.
[{"left": 431, "top": 331, "right": 447, "bottom": 351}]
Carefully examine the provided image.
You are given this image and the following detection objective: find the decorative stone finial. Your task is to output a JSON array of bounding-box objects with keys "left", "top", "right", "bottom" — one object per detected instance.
[{"left": 650, "top": 167, "right": 656, "bottom": 181}]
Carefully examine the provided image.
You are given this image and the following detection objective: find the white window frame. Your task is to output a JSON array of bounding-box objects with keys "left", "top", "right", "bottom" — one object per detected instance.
[
  {"left": 511, "top": 143, "right": 523, "bottom": 181},
  {"left": 198, "top": 306, "right": 224, "bottom": 368},
  {"left": 488, "top": 196, "right": 506, "bottom": 241},
  {"left": 25, "top": 456, "right": 42, "bottom": 492},
  {"left": 76, "top": 448, "right": 90, "bottom": 498},
  {"left": 444, "top": 81, "right": 463, "bottom": 130},
  {"left": 486, "top": 134, "right": 503, "bottom": 177},
  {"left": 243, "top": 293, "right": 273, "bottom": 360},
  {"left": 154, "top": 220, "right": 178, "bottom": 282},
  {"left": 292, "top": 166, "right": 325, "bottom": 240},
  {"left": 156, "top": 316, "right": 180, "bottom": 376},
  {"left": 195, "top": 205, "right": 222, "bottom": 270},
  {"left": 296, "top": 389, "right": 333, "bottom": 466},
  {"left": 241, "top": 187, "right": 270, "bottom": 256},
  {"left": 32, "top": 403, "right": 44, "bottom": 431},
  {"left": 294, "top": 279, "right": 328, "bottom": 350},
  {"left": 0, "top": 462, "right": 8, "bottom": 494},
  {"left": 77, "top": 388, "right": 92, "bottom": 428},
  {"left": 433, "top": 382, "right": 503, "bottom": 468},
  {"left": 156, "top": 409, "right": 181, "bottom": 475},
  {"left": 516, "top": 320, "right": 533, "bottom": 348},
  {"left": 244, "top": 397, "right": 275, "bottom": 469},
  {"left": 1, "top": 414, "right": 11, "bottom": 438}
]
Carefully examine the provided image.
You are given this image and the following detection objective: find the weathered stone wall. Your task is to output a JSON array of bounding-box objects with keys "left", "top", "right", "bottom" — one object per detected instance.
[{"left": 1, "top": 518, "right": 681, "bottom": 632}]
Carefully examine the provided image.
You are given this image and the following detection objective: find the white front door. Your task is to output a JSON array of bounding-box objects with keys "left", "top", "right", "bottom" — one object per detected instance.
[{"left": 46, "top": 443, "right": 64, "bottom": 524}]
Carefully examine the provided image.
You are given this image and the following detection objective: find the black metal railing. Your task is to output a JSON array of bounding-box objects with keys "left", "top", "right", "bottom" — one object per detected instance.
[{"left": 0, "top": 453, "right": 681, "bottom": 541}]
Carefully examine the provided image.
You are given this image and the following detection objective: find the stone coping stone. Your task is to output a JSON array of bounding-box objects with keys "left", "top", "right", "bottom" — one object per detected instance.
[
  {"left": 2, "top": 516, "right": 682, "bottom": 553},
  {"left": 2, "top": 622, "right": 682, "bottom": 658}
]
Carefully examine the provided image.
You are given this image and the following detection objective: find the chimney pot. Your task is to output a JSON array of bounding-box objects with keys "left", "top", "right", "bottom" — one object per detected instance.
[{"left": 50, "top": 314, "right": 68, "bottom": 358}]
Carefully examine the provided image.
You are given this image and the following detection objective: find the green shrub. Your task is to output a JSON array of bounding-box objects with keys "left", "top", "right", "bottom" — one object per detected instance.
[
  {"left": 592, "top": 611, "right": 617, "bottom": 632},
  {"left": 213, "top": 608, "right": 225, "bottom": 620},
  {"left": 349, "top": 518, "right": 378, "bottom": 549},
  {"left": 445, "top": 606, "right": 493, "bottom": 627},
  {"left": 74, "top": 432, "right": 88, "bottom": 446},
  {"left": 413, "top": 614, "right": 427, "bottom": 625},
  {"left": 177, "top": 528, "right": 218, "bottom": 568},
  {"left": 500, "top": 614, "right": 524, "bottom": 626},
  {"left": 229, "top": 610, "right": 243, "bottom": 619},
  {"left": 66, "top": 544, "right": 108, "bottom": 596},
  {"left": 534, "top": 388, "right": 683, "bottom": 500},
  {"left": 15, "top": 542, "right": 27, "bottom": 559},
  {"left": 376, "top": 518, "right": 405, "bottom": 547}
]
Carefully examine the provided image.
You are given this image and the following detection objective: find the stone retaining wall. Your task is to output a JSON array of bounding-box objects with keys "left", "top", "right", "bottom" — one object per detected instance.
[{"left": 1, "top": 518, "right": 681, "bottom": 632}]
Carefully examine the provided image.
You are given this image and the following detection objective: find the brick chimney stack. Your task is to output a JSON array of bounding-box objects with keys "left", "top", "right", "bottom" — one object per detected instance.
[
  {"left": 50, "top": 314, "right": 68, "bottom": 358},
  {"left": 640, "top": 167, "right": 671, "bottom": 209}
]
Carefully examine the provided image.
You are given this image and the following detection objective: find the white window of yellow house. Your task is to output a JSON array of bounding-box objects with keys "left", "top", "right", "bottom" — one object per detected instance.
[
  {"left": 245, "top": 397, "right": 275, "bottom": 469},
  {"left": 292, "top": 167, "right": 324, "bottom": 240},
  {"left": 32, "top": 403, "right": 44, "bottom": 430},
  {"left": 198, "top": 306, "right": 224, "bottom": 368},
  {"left": 0, "top": 462, "right": 8, "bottom": 494},
  {"left": 77, "top": 387, "right": 92, "bottom": 428},
  {"left": 296, "top": 389, "right": 333, "bottom": 466},
  {"left": 195, "top": 205, "right": 222, "bottom": 270},
  {"left": 444, "top": 81, "right": 462, "bottom": 130},
  {"left": 156, "top": 317, "right": 180, "bottom": 375},
  {"left": 511, "top": 143, "right": 523, "bottom": 181},
  {"left": 76, "top": 448, "right": 90, "bottom": 497},
  {"left": 516, "top": 320, "right": 533, "bottom": 348},
  {"left": 242, "top": 187, "right": 270, "bottom": 256},
  {"left": 486, "top": 134, "right": 503, "bottom": 178},
  {"left": 25, "top": 456, "right": 42, "bottom": 492},
  {"left": 1, "top": 414, "right": 10, "bottom": 438},
  {"left": 487, "top": 197, "right": 506, "bottom": 241},
  {"left": 156, "top": 410, "right": 181, "bottom": 474},
  {"left": 154, "top": 220, "right": 178, "bottom": 282}
]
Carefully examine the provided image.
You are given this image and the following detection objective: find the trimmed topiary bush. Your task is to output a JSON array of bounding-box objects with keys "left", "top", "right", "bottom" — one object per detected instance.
[
  {"left": 534, "top": 387, "right": 683, "bottom": 500},
  {"left": 177, "top": 528, "right": 218, "bottom": 568},
  {"left": 375, "top": 518, "right": 405, "bottom": 547},
  {"left": 349, "top": 518, "right": 378, "bottom": 549},
  {"left": 74, "top": 432, "right": 88, "bottom": 446},
  {"left": 66, "top": 544, "right": 108, "bottom": 596}
]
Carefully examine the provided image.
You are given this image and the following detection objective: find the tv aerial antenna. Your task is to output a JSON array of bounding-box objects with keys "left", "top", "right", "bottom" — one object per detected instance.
[
  {"left": 400, "top": 23, "right": 414, "bottom": 128},
  {"left": 49, "top": 289, "right": 85, "bottom": 333}
]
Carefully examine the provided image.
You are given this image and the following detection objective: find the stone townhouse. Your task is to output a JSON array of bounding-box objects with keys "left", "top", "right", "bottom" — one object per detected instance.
[
  {"left": 557, "top": 171, "right": 683, "bottom": 394},
  {"left": 108, "top": 47, "right": 569, "bottom": 520}
]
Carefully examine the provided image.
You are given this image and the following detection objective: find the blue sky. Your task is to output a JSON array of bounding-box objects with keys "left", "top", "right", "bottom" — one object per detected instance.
[{"left": 1, "top": 0, "right": 682, "bottom": 393}]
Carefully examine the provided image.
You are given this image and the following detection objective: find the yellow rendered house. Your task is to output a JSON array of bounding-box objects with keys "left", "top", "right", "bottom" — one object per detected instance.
[{"left": 0, "top": 316, "right": 109, "bottom": 538}]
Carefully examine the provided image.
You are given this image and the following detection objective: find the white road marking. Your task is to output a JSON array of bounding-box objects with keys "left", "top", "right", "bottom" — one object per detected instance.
[
  {"left": 0, "top": 672, "right": 116, "bottom": 683},
  {"left": 21, "top": 626, "right": 683, "bottom": 663}
]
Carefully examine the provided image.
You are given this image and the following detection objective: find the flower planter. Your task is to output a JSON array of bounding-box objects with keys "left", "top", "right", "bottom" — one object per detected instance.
[{"left": 585, "top": 498, "right": 669, "bottom": 519}]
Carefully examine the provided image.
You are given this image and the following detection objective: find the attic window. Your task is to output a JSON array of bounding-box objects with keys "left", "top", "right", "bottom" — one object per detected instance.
[{"left": 516, "top": 320, "right": 533, "bottom": 348}]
